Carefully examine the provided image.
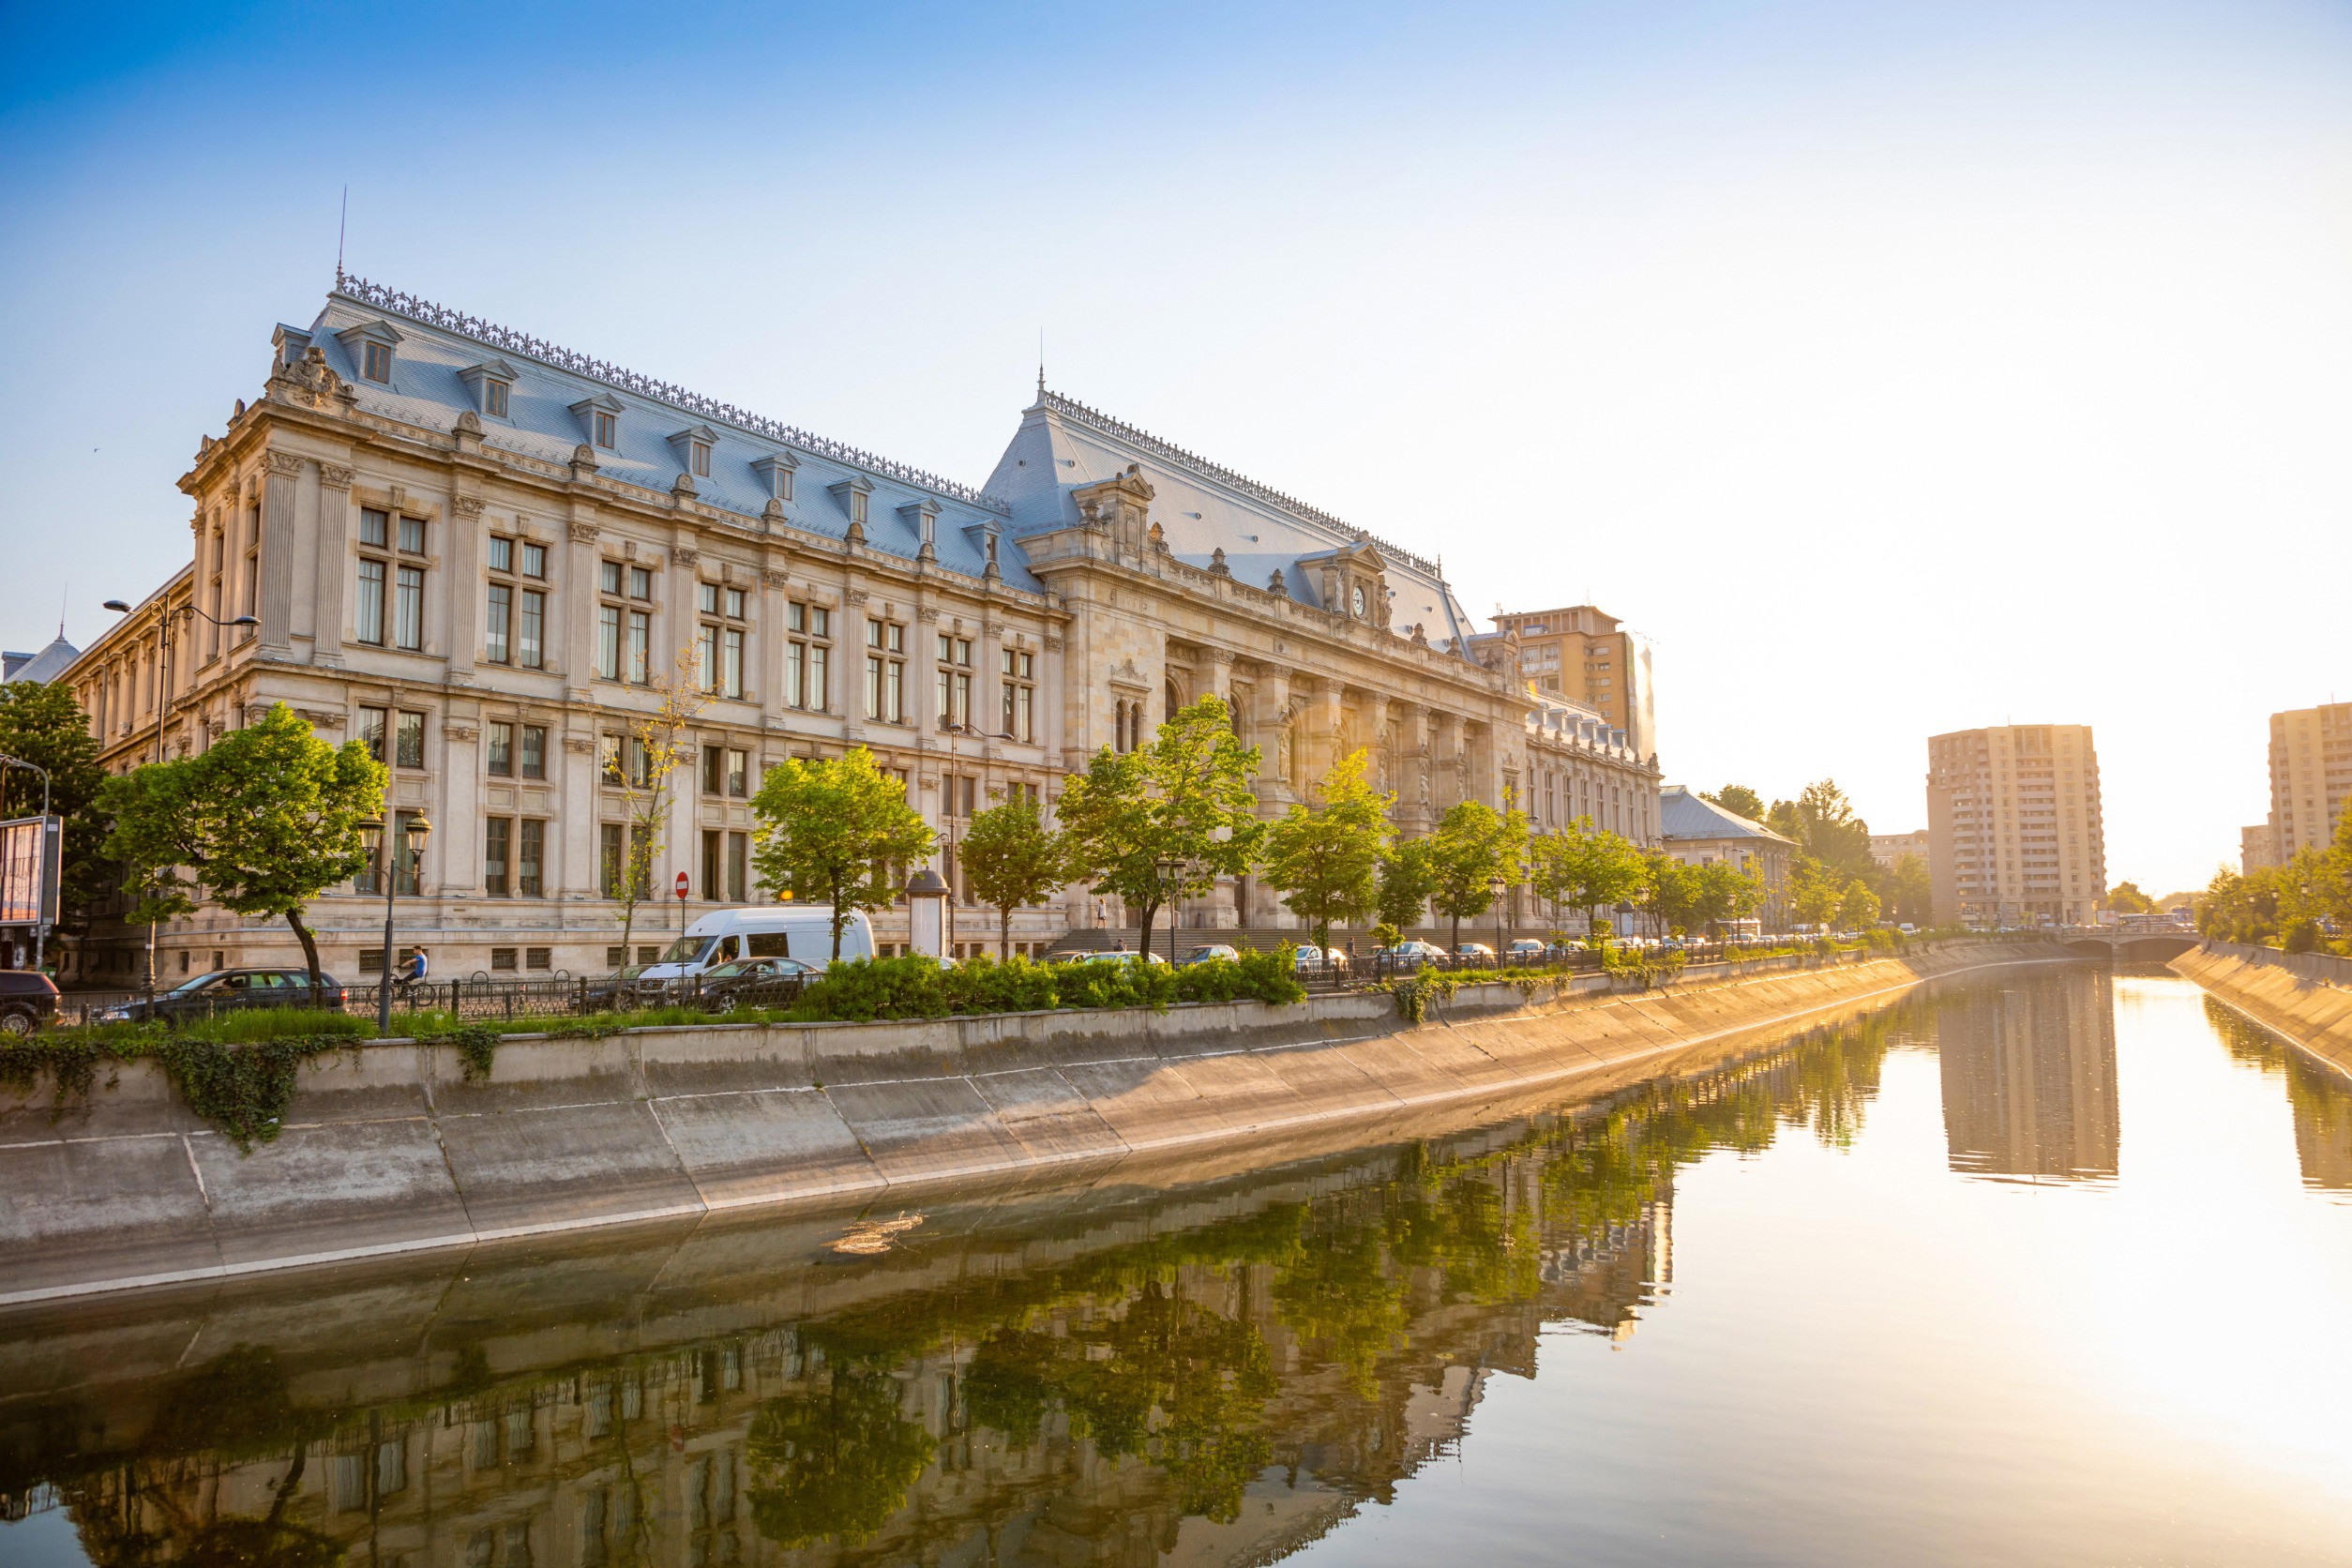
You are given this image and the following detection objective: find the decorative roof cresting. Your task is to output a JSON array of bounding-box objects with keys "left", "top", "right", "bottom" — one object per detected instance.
[{"left": 334, "top": 269, "right": 1010, "bottom": 515}]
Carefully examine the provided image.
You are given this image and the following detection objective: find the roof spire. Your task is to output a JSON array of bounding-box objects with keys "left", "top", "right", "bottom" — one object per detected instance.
[{"left": 1037, "top": 326, "right": 1046, "bottom": 398}]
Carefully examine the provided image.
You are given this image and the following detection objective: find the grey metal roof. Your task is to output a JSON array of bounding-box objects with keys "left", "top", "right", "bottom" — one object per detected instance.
[
  {"left": 983, "top": 391, "right": 1479, "bottom": 656},
  {"left": 312, "top": 276, "right": 1036, "bottom": 591},
  {"left": 3, "top": 635, "right": 81, "bottom": 685},
  {"left": 1658, "top": 785, "right": 1792, "bottom": 844}
]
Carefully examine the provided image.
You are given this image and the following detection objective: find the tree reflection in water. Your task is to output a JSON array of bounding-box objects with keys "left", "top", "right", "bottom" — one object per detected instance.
[{"left": 3, "top": 1001, "right": 1932, "bottom": 1568}]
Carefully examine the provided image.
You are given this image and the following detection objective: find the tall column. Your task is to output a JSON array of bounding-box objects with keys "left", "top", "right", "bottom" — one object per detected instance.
[
  {"left": 671, "top": 545, "right": 701, "bottom": 690},
  {"left": 560, "top": 731, "right": 600, "bottom": 903},
  {"left": 257, "top": 452, "right": 301, "bottom": 654},
  {"left": 761, "top": 565, "right": 792, "bottom": 715},
  {"left": 446, "top": 495, "right": 485, "bottom": 682},
  {"left": 1253, "top": 671, "right": 1293, "bottom": 806},
  {"left": 314, "top": 465, "right": 352, "bottom": 666},
  {"left": 565, "top": 518, "right": 601, "bottom": 696}
]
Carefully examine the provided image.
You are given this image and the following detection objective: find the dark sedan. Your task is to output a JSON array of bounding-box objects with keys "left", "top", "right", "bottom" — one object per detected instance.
[
  {"left": 93, "top": 968, "right": 348, "bottom": 1025},
  {"left": 695, "top": 956, "right": 817, "bottom": 1009},
  {"left": 0, "top": 971, "right": 59, "bottom": 1036}
]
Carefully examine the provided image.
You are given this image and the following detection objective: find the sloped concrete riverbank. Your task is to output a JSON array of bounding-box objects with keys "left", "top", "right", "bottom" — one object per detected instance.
[
  {"left": 2172, "top": 941, "right": 2352, "bottom": 1078},
  {"left": 0, "top": 942, "right": 2066, "bottom": 1304}
]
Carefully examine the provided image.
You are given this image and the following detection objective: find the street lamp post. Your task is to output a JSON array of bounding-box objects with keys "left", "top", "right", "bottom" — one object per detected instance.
[
  {"left": 0, "top": 755, "right": 52, "bottom": 971},
  {"left": 375, "top": 812, "right": 433, "bottom": 1036},
  {"left": 103, "top": 597, "right": 257, "bottom": 994},
  {"left": 1489, "top": 873, "right": 1505, "bottom": 963}
]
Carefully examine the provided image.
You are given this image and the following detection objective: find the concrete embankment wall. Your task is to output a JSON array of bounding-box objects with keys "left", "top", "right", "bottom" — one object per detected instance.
[
  {"left": 2172, "top": 942, "right": 2352, "bottom": 1078},
  {"left": 0, "top": 942, "right": 2060, "bottom": 1304}
]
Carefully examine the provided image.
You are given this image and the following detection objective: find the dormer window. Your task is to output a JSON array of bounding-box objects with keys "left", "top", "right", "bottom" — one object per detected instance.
[
  {"left": 459, "top": 358, "right": 519, "bottom": 420},
  {"left": 570, "top": 393, "right": 625, "bottom": 450},
  {"left": 828, "top": 475, "right": 874, "bottom": 529},
  {"left": 667, "top": 425, "right": 718, "bottom": 481},
  {"left": 752, "top": 453, "right": 797, "bottom": 504},
  {"left": 335, "top": 319, "right": 402, "bottom": 384}
]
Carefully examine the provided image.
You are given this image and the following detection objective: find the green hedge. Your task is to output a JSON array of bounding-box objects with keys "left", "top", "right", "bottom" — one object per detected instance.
[{"left": 793, "top": 950, "right": 1304, "bottom": 1022}]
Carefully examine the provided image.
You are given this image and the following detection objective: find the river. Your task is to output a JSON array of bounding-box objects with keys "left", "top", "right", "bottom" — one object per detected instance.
[{"left": 2, "top": 969, "right": 2347, "bottom": 1566}]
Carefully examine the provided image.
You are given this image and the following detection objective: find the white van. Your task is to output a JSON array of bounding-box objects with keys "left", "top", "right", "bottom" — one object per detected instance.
[{"left": 636, "top": 906, "right": 875, "bottom": 978}]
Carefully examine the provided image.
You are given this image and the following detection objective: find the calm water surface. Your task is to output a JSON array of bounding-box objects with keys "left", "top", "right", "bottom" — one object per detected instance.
[{"left": 3, "top": 971, "right": 2348, "bottom": 1567}]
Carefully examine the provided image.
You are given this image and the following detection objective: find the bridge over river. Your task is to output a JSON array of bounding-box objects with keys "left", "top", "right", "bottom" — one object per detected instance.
[{"left": 2041, "top": 928, "right": 2201, "bottom": 962}]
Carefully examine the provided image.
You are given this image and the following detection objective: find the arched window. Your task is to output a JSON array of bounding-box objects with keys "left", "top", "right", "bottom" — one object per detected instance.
[{"left": 1165, "top": 677, "right": 1183, "bottom": 723}]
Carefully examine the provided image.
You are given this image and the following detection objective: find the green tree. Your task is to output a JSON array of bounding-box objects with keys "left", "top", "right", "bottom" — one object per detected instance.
[
  {"left": 1836, "top": 878, "right": 1882, "bottom": 930},
  {"left": 1057, "top": 695, "right": 1263, "bottom": 962},
  {"left": 0, "top": 679, "right": 111, "bottom": 951},
  {"left": 2106, "top": 880, "right": 2157, "bottom": 915},
  {"left": 1787, "top": 854, "right": 1845, "bottom": 931},
  {"left": 1878, "top": 852, "right": 1933, "bottom": 926},
  {"left": 750, "top": 747, "right": 936, "bottom": 959},
  {"left": 611, "top": 659, "right": 709, "bottom": 960},
  {"left": 99, "top": 703, "right": 385, "bottom": 988},
  {"left": 745, "top": 1371, "right": 936, "bottom": 1548},
  {"left": 1701, "top": 784, "right": 1766, "bottom": 822},
  {"left": 1425, "top": 799, "right": 1526, "bottom": 951},
  {"left": 1640, "top": 852, "right": 1697, "bottom": 935},
  {"left": 959, "top": 792, "right": 1065, "bottom": 961},
  {"left": 1259, "top": 749, "right": 1391, "bottom": 956},
  {"left": 1375, "top": 837, "right": 1440, "bottom": 933},
  {"left": 1785, "top": 779, "right": 1875, "bottom": 882},
  {"left": 1688, "top": 859, "right": 1764, "bottom": 934},
  {"left": 1526, "top": 817, "right": 1648, "bottom": 933}
]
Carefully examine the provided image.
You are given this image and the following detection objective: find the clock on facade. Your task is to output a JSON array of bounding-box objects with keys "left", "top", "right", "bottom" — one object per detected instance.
[{"left": 1351, "top": 585, "right": 1367, "bottom": 617}]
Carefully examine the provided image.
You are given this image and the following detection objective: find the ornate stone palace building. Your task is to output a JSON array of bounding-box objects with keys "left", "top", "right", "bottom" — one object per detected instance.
[{"left": 64, "top": 277, "right": 1659, "bottom": 980}]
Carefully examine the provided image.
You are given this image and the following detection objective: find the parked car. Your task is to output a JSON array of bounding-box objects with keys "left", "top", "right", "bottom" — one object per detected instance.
[
  {"left": 1454, "top": 942, "right": 1496, "bottom": 963},
  {"left": 1177, "top": 943, "right": 1242, "bottom": 968},
  {"left": 1376, "top": 940, "right": 1449, "bottom": 969},
  {"left": 1292, "top": 943, "right": 1349, "bottom": 973},
  {"left": 95, "top": 968, "right": 348, "bottom": 1025},
  {"left": 1060, "top": 949, "right": 1168, "bottom": 967},
  {"left": 583, "top": 963, "right": 676, "bottom": 1010},
  {"left": 1545, "top": 940, "right": 1590, "bottom": 958},
  {"left": 0, "top": 971, "right": 59, "bottom": 1036},
  {"left": 696, "top": 955, "right": 818, "bottom": 1009},
  {"left": 1505, "top": 939, "right": 1549, "bottom": 959}
]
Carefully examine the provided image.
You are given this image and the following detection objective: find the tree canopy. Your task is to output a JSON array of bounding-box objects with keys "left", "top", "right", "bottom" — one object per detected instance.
[
  {"left": 0, "top": 679, "right": 111, "bottom": 943},
  {"left": 959, "top": 792, "right": 1065, "bottom": 960},
  {"left": 1057, "top": 695, "right": 1261, "bottom": 960},
  {"left": 1701, "top": 784, "right": 1767, "bottom": 823},
  {"left": 1259, "top": 748, "right": 1391, "bottom": 955},
  {"left": 1375, "top": 837, "right": 1440, "bottom": 933},
  {"left": 1425, "top": 798, "right": 1526, "bottom": 948},
  {"left": 100, "top": 703, "right": 385, "bottom": 985},
  {"left": 749, "top": 747, "right": 936, "bottom": 958},
  {"left": 1526, "top": 817, "right": 1649, "bottom": 932}
]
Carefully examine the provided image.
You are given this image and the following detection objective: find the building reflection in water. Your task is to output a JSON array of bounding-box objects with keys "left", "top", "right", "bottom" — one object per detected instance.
[
  {"left": 0, "top": 1007, "right": 1916, "bottom": 1568},
  {"left": 2203, "top": 996, "right": 2352, "bottom": 1195},
  {"left": 1936, "top": 972, "right": 2120, "bottom": 1184}
]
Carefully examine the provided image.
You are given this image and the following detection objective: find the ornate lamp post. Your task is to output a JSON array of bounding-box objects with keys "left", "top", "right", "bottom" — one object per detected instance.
[
  {"left": 1489, "top": 873, "right": 1505, "bottom": 962},
  {"left": 102, "top": 597, "right": 258, "bottom": 994},
  {"left": 376, "top": 812, "right": 433, "bottom": 1036}
]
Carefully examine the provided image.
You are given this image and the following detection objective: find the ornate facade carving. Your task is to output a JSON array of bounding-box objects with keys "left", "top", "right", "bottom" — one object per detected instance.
[{"left": 319, "top": 464, "right": 354, "bottom": 490}]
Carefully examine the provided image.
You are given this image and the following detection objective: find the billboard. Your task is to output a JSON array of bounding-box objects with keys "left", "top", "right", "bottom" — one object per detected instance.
[{"left": 0, "top": 816, "right": 60, "bottom": 928}]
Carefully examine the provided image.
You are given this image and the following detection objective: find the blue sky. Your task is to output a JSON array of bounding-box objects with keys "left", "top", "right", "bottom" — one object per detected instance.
[{"left": 4, "top": 0, "right": 2346, "bottom": 893}]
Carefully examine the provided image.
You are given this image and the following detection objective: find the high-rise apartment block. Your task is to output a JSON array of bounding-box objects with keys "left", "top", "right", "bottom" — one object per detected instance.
[
  {"left": 1925, "top": 725, "right": 2105, "bottom": 927},
  {"left": 2266, "top": 702, "right": 2352, "bottom": 861},
  {"left": 1481, "top": 604, "right": 1655, "bottom": 760}
]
